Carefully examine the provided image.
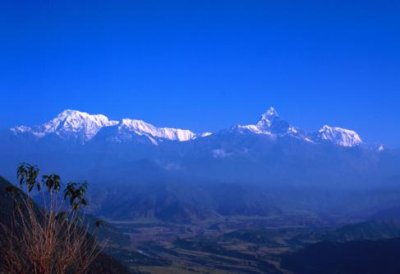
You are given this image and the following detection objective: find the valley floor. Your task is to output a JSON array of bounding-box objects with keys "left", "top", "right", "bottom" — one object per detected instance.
[{"left": 104, "top": 217, "right": 344, "bottom": 274}]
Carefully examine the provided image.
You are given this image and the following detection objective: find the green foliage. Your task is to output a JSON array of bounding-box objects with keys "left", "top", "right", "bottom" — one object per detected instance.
[
  {"left": 17, "top": 163, "right": 40, "bottom": 192},
  {"left": 64, "top": 182, "right": 88, "bottom": 211},
  {"left": 43, "top": 174, "right": 61, "bottom": 192},
  {"left": 17, "top": 162, "right": 89, "bottom": 213}
]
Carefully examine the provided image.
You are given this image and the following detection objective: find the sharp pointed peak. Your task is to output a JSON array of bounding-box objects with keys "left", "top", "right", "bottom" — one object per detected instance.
[
  {"left": 262, "top": 107, "right": 279, "bottom": 119},
  {"left": 256, "top": 106, "right": 281, "bottom": 127}
]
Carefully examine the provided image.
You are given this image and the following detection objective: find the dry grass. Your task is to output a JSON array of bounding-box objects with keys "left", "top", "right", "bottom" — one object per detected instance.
[{"left": 0, "top": 168, "right": 103, "bottom": 274}]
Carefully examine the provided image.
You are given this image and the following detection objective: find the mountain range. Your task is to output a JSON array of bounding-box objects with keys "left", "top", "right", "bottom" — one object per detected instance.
[
  {"left": 0, "top": 107, "right": 394, "bottom": 186},
  {"left": 1, "top": 107, "right": 400, "bottom": 222},
  {"left": 9, "top": 107, "right": 365, "bottom": 148}
]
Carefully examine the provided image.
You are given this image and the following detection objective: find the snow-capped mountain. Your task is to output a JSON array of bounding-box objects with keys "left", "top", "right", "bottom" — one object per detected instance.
[
  {"left": 10, "top": 107, "right": 365, "bottom": 147},
  {"left": 108, "top": 118, "right": 196, "bottom": 145},
  {"left": 11, "top": 110, "right": 118, "bottom": 142},
  {"left": 315, "top": 125, "right": 363, "bottom": 147},
  {"left": 232, "top": 107, "right": 306, "bottom": 139},
  {"left": 11, "top": 109, "right": 197, "bottom": 144},
  {"left": 2, "top": 107, "right": 395, "bottom": 190},
  {"left": 228, "top": 107, "right": 362, "bottom": 147},
  {"left": 1, "top": 109, "right": 395, "bottom": 227}
]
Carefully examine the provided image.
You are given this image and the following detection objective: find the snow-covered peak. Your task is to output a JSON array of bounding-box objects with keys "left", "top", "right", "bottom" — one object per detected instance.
[
  {"left": 228, "top": 107, "right": 365, "bottom": 148},
  {"left": 11, "top": 109, "right": 118, "bottom": 142},
  {"left": 53, "top": 109, "right": 117, "bottom": 127},
  {"left": 316, "top": 125, "right": 363, "bottom": 147},
  {"left": 11, "top": 109, "right": 198, "bottom": 144},
  {"left": 256, "top": 107, "right": 279, "bottom": 128},
  {"left": 233, "top": 107, "right": 301, "bottom": 137},
  {"left": 117, "top": 118, "right": 196, "bottom": 143},
  {"left": 10, "top": 108, "right": 368, "bottom": 149},
  {"left": 261, "top": 106, "right": 279, "bottom": 119}
]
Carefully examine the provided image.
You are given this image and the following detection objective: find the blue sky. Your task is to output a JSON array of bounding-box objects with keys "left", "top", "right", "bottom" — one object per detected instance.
[{"left": 0, "top": 0, "right": 400, "bottom": 146}]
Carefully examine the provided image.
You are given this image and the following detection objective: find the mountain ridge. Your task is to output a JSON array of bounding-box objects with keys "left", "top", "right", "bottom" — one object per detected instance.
[
  {"left": 1, "top": 108, "right": 400, "bottom": 223},
  {"left": 10, "top": 107, "right": 366, "bottom": 148}
]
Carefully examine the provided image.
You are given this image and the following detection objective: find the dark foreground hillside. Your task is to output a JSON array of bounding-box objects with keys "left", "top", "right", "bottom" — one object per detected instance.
[{"left": 0, "top": 176, "right": 130, "bottom": 274}]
